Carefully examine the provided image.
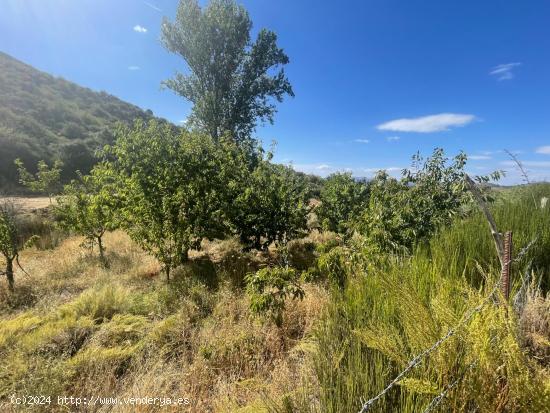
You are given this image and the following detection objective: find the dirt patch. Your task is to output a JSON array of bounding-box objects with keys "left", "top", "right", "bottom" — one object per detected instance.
[{"left": 0, "top": 197, "right": 51, "bottom": 214}]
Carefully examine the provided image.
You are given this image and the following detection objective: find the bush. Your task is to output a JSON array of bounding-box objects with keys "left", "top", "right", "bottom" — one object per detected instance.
[
  {"left": 245, "top": 267, "right": 305, "bottom": 327},
  {"left": 231, "top": 158, "right": 311, "bottom": 250},
  {"left": 287, "top": 239, "right": 317, "bottom": 271},
  {"left": 317, "top": 247, "right": 353, "bottom": 290},
  {"left": 317, "top": 172, "right": 369, "bottom": 234}
]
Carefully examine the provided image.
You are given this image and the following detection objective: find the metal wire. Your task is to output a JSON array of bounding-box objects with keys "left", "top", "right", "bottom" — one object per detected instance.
[
  {"left": 421, "top": 361, "right": 477, "bottom": 413},
  {"left": 358, "top": 284, "right": 499, "bottom": 413}
]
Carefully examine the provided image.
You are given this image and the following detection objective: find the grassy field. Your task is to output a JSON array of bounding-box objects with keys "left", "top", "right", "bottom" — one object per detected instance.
[
  {"left": 0, "top": 229, "right": 329, "bottom": 412},
  {"left": 1, "top": 186, "right": 549, "bottom": 412}
]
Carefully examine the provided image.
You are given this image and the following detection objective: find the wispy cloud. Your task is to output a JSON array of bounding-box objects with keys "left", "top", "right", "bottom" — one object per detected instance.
[
  {"left": 469, "top": 155, "right": 492, "bottom": 160},
  {"left": 386, "top": 136, "right": 400, "bottom": 142},
  {"left": 536, "top": 145, "right": 550, "bottom": 155},
  {"left": 362, "top": 167, "right": 402, "bottom": 173},
  {"left": 128, "top": 66, "right": 140, "bottom": 71},
  {"left": 133, "top": 25, "right": 148, "bottom": 33},
  {"left": 143, "top": 1, "right": 162, "bottom": 12},
  {"left": 353, "top": 139, "right": 370, "bottom": 144},
  {"left": 489, "top": 62, "right": 521, "bottom": 81},
  {"left": 290, "top": 163, "right": 338, "bottom": 176},
  {"left": 377, "top": 113, "right": 477, "bottom": 133}
]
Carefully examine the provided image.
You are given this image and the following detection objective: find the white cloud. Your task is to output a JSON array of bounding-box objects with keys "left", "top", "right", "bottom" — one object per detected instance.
[
  {"left": 377, "top": 113, "right": 477, "bottom": 133},
  {"left": 143, "top": 1, "right": 162, "bottom": 12},
  {"left": 536, "top": 145, "right": 550, "bottom": 155},
  {"left": 128, "top": 66, "right": 140, "bottom": 71},
  {"left": 489, "top": 63, "right": 521, "bottom": 81},
  {"left": 362, "top": 167, "right": 402, "bottom": 173},
  {"left": 290, "top": 163, "right": 337, "bottom": 177},
  {"left": 386, "top": 136, "right": 400, "bottom": 142},
  {"left": 316, "top": 164, "right": 331, "bottom": 170},
  {"left": 133, "top": 25, "right": 148, "bottom": 33},
  {"left": 469, "top": 155, "right": 491, "bottom": 160},
  {"left": 354, "top": 139, "right": 370, "bottom": 144}
]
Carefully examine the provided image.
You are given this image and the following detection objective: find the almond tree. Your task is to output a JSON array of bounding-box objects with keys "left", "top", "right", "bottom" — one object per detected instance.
[
  {"left": 56, "top": 166, "right": 120, "bottom": 266},
  {"left": 105, "top": 120, "right": 246, "bottom": 280},
  {"left": 14, "top": 158, "right": 63, "bottom": 202},
  {"left": 0, "top": 201, "right": 36, "bottom": 292}
]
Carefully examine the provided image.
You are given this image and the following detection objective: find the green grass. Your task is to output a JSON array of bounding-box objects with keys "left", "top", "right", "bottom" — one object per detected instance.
[{"left": 305, "top": 184, "right": 550, "bottom": 413}]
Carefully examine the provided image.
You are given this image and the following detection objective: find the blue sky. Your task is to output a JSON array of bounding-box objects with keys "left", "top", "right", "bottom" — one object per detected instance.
[{"left": 1, "top": 0, "right": 550, "bottom": 184}]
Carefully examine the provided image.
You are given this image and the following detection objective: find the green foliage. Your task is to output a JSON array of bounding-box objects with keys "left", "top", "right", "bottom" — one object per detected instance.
[
  {"left": 353, "top": 149, "right": 473, "bottom": 253},
  {"left": 104, "top": 120, "right": 246, "bottom": 279},
  {"left": 0, "top": 52, "right": 158, "bottom": 192},
  {"left": 230, "top": 157, "right": 311, "bottom": 250},
  {"left": 245, "top": 267, "right": 304, "bottom": 327},
  {"left": 317, "top": 172, "right": 369, "bottom": 234},
  {"left": 0, "top": 201, "right": 37, "bottom": 292},
  {"left": 308, "top": 186, "right": 550, "bottom": 413},
  {"left": 316, "top": 247, "right": 353, "bottom": 290},
  {"left": 14, "top": 158, "right": 63, "bottom": 201},
  {"left": 161, "top": 0, "right": 293, "bottom": 143},
  {"left": 56, "top": 167, "right": 120, "bottom": 265}
]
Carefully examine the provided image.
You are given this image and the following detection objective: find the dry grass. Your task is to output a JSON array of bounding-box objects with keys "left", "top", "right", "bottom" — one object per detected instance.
[
  {"left": 0, "top": 230, "right": 329, "bottom": 412},
  {"left": 0, "top": 197, "right": 51, "bottom": 213}
]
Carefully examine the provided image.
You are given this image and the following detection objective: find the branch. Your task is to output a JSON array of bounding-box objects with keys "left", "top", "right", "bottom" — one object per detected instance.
[
  {"left": 464, "top": 174, "right": 504, "bottom": 265},
  {"left": 504, "top": 149, "right": 537, "bottom": 209}
]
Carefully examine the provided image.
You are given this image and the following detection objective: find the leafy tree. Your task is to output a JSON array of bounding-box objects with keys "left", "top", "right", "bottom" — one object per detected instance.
[
  {"left": 317, "top": 172, "right": 369, "bottom": 234},
  {"left": 0, "top": 201, "right": 37, "bottom": 292},
  {"left": 354, "top": 149, "right": 475, "bottom": 253},
  {"left": 56, "top": 166, "right": 120, "bottom": 266},
  {"left": 14, "top": 158, "right": 63, "bottom": 202},
  {"left": 105, "top": 120, "right": 245, "bottom": 280},
  {"left": 245, "top": 267, "right": 304, "bottom": 327},
  {"left": 161, "top": 0, "right": 294, "bottom": 143},
  {"left": 230, "top": 156, "right": 310, "bottom": 250}
]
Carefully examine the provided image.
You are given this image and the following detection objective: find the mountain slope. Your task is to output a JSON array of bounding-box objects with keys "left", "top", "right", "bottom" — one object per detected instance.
[{"left": 0, "top": 52, "right": 162, "bottom": 192}]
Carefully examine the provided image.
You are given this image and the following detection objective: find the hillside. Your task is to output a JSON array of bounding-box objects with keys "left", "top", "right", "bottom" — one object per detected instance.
[{"left": 0, "top": 52, "right": 161, "bottom": 192}]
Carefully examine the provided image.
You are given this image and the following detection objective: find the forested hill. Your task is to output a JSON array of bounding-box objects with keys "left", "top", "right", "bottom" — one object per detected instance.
[{"left": 0, "top": 52, "right": 165, "bottom": 192}]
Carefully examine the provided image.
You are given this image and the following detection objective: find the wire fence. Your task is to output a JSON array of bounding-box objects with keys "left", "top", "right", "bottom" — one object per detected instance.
[
  {"left": 357, "top": 282, "right": 501, "bottom": 413},
  {"left": 421, "top": 361, "right": 477, "bottom": 413}
]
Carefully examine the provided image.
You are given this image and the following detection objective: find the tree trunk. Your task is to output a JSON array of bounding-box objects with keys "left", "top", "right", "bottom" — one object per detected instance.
[
  {"left": 97, "top": 236, "right": 107, "bottom": 267},
  {"left": 6, "top": 258, "right": 14, "bottom": 292},
  {"left": 165, "top": 265, "right": 171, "bottom": 282}
]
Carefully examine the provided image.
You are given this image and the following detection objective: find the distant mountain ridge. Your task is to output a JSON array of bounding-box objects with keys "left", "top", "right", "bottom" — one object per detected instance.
[{"left": 0, "top": 52, "right": 167, "bottom": 192}]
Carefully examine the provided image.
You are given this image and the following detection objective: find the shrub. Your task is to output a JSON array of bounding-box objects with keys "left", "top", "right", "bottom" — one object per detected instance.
[
  {"left": 245, "top": 267, "right": 305, "bottom": 327},
  {"left": 352, "top": 149, "right": 479, "bottom": 254},
  {"left": 317, "top": 246, "right": 353, "bottom": 290},
  {"left": 287, "top": 239, "right": 317, "bottom": 271},
  {"left": 317, "top": 172, "right": 369, "bottom": 234},
  {"left": 230, "top": 158, "right": 311, "bottom": 250}
]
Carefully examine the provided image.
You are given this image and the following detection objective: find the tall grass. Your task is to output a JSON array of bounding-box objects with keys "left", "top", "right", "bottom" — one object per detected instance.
[{"left": 308, "top": 185, "right": 550, "bottom": 412}]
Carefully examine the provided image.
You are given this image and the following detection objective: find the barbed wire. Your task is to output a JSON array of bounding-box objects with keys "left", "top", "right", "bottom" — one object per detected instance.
[
  {"left": 421, "top": 361, "right": 477, "bottom": 413},
  {"left": 512, "top": 237, "right": 538, "bottom": 263},
  {"left": 358, "top": 283, "right": 500, "bottom": 413}
]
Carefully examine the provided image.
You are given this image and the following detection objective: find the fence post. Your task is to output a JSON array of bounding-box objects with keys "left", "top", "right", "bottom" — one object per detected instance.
[{"left": 500, "top": 231, "right": 512, "bottom": 300}]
